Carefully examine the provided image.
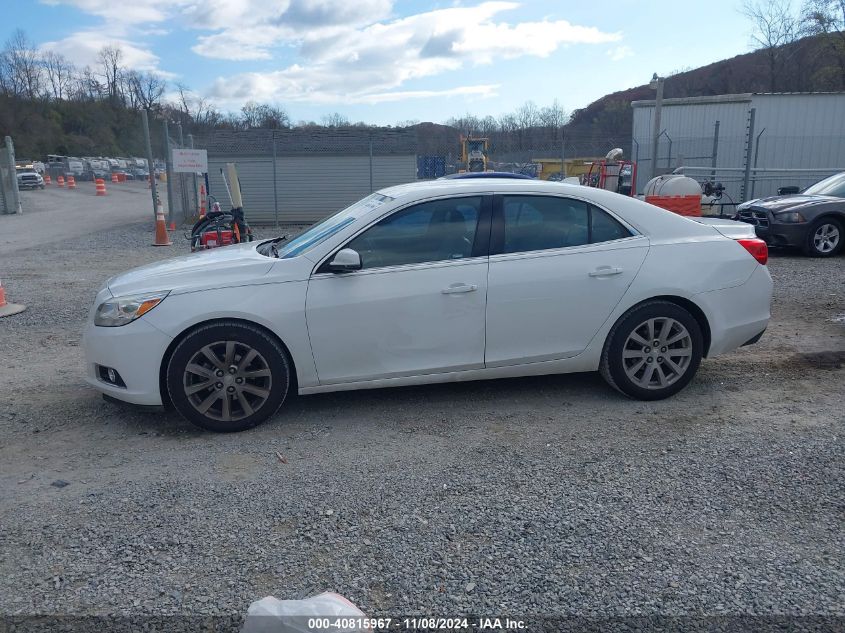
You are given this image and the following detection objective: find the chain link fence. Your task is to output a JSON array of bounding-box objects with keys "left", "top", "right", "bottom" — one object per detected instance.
[
  {"left": 162, "top": 124, "right": 845, "bottom": 226},
  {"left": 635, "top": 119, "right": 845, "bottom": 209},
  {"left": 186, "top": 128, "right": 630, "bottom": 226},
  {"left": 0, "top": 136, "right": 21, "bottom": 215}
]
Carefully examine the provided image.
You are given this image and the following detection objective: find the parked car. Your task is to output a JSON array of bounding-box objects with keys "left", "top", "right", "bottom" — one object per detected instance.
[
  {"left": 16, "top": 167, "right": 44, "bottom": 190},
  {"left": 83, "top": 179, "right": 773, "bottom": 432},
  {"left": 735, "top": 171, "right": 845, "bottom": 257}
]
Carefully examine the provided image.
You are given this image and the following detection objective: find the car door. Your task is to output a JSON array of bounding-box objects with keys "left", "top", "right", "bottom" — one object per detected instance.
[
  {"left": 305, "top": 195, "right": 491, "bottom": 385},
  {"left": 485, "top": 194, "right": 649, "bottom": 367}
]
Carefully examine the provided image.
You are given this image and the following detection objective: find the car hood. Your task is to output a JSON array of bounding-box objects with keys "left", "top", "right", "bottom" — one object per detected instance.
[
  {"left": 749, "top": 194, "right": 841, "bottom": 212},
  {"left": 107, "top": 241, "right": 276, "bottom": 297}
]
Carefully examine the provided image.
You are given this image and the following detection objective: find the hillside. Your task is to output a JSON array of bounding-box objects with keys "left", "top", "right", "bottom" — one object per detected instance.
[{"left": 566, "top": 32, "right": 845, "bottom": 138}]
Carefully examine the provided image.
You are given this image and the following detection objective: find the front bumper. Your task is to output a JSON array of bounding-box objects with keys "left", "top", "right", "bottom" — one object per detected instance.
[
  {"left": 82, "top": 318, "right": 173, "bottom": 406},
  {"left": 737, "top": 209, "right": 808, "bottom": 247},
  {"left": 753, "top": 222, "right": 808, "bottom": 248}
]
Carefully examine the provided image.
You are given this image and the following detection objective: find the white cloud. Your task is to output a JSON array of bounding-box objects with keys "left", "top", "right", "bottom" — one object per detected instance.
[
  {"left": 36, "top": 0, "right": 624, "bottom": 108},
  {"left": 607, "top": 45, "right": 633, "bottom": 61},
  {"left": 40, "top": 30, "right": 169, "bottom": 74},
  {"left": 204, "top": 2, "right": 620, "bottom": 105},
  {"left": 38, "top": 0, "right": 177, "bottom": 26}
]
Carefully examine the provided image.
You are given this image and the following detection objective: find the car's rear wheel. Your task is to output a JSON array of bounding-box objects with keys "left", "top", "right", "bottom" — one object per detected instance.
[
  {"left": 166, "top": 321, "right": 290, "bottom": 432},
  {"left": 600, "top": 301, "right": 703, "bottom": 401},
  {"left": 803, "top": 217, "right": 843, "bottom": 257}
]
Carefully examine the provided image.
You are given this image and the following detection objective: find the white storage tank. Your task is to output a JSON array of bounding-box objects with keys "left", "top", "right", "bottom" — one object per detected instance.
[{"left": 644, "top": 174, "right": 703, "bottom": 217}]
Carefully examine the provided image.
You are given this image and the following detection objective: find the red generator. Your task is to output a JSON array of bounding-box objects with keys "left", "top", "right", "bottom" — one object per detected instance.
[{"left": 199, "top": 228, "right": 235, "bottom": 249}]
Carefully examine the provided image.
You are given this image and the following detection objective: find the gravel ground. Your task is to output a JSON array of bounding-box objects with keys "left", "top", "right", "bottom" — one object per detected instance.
[{"left": 0, "top": 189, "right": 843, "bottom": 628}]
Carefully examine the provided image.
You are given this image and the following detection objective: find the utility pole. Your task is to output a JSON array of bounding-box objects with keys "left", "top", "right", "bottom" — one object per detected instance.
[
  {"left": 140, "top": 109, "right": 158, "bottom": 222},
  {"left": 163, "top": 120, "right": 175, "bottom": 227},
  {"left": 649, "top": 73, "right": 664, "bottom": 181}
]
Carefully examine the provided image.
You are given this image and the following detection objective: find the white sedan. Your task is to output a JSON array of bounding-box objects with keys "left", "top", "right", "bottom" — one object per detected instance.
[{"left": 83, "top": 179, "right": 772, "bottom": 432}]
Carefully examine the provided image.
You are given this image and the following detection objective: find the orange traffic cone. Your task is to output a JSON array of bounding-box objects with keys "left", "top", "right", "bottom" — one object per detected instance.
[
  {"left": 0, "top": 278, "right": 26, "bottom": 318},
  {"left": 43, "top": 173, "right": 51, "bottom": 185},
  {"left": 111, "top": 173, "right": 118, "bottom": 183},
  {"left": 198, "top": 184, "right": 207, "bottom": 219},
  {"left": 57, "top": 175, "right": 65, "bottom": 187},
  {"left": 95, "top": 178, "right": 107, "bottom": 196},
  {"left": 67, "top": 175, "right": 76, "bottom": 189},
  {"left": 153, "top": 200, "right": 172, "bottom": 246}
]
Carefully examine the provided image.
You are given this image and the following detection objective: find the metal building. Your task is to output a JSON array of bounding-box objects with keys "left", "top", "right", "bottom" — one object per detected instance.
[
  {"left": 631, "top": 92, "right": 845, "bottom": 201},
  {"left": 200, "top": 128, "right": 418, "bottom": 225}
]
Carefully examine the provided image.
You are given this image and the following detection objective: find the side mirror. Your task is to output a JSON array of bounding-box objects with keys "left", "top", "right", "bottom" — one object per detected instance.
[{"left": 328, "top": 248, "right": 362, "bottom": 273}]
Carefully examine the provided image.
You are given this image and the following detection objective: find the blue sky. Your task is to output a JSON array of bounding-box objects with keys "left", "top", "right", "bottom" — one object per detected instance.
[{"left": 8, "top": 0, "right": 760, "bottom": 124}]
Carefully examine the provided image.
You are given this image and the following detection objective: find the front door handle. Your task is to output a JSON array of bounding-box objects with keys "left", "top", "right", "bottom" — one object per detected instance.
[
  {"left": 442, "top": 283, "right": 478, "bottom": 294},
  {"left": 588, "top": 266, "right": 623, "bottom": 277}
]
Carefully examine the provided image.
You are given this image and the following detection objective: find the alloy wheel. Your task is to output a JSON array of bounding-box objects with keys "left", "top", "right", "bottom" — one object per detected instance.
[
  {"left": 813, "top": 223, "right": 840, "bottom": 254},
  {"left": 622, "top": 317, "right": 693, "bottom": 390},
  {"left": 182, "top": 340, "right": 272, "bottom": 422}
]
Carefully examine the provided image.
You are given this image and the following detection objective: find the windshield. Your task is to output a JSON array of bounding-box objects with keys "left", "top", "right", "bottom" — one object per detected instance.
[
  {"left": 275, "top": 193, "right": 393, "bottom": 259},
  {"left": 804, "top": 172, "right": 845, "bottom": 197}
]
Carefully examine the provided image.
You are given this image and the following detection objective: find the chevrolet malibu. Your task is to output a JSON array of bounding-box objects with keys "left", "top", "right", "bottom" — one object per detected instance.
[{"left": 83, "top": 179, "right": 773, "bottom": 432}]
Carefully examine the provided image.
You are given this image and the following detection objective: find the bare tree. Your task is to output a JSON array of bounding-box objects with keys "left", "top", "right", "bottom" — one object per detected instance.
[
  {"left": 3, "top": 29, "right": 43, "bottom": 98},
  {"left": 128, "top": 70, "right": 166, "bottom": 111},
  {"left": 98, "top": 45, "right": 124, "bottom": 103},
  {"left": 241, "top": 101, "right": 290, "bottom": 128},
  {"left": 741, "top": 0, "right": 800, "bottom": 91},
  {"left": 43, "top": 51, "right": 74, "bottom": 100},
  {"left": 321, "top": 112, "right": 350, "bottom": 127},
  {"left": 802, "top": 0, "right": 845, "bottom": 87}
]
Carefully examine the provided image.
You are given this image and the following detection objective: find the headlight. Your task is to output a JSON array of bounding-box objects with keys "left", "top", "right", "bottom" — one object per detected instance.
[
  {"left": 774, "top": 211, "right": 805, "bottom": 223},
  {"left": 94, "top": 291, "right": 169, "bottom": 327},
  {"left": 736, "top": 199, "right": 758, "bottom": 211}
]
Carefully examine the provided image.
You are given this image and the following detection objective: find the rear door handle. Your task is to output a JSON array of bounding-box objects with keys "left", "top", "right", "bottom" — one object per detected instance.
[
  {"left": 588, "top": 266, "right": 623, "bottom": 277},
  {"left": 442, "top": 283, "right": 478, "bottom": 294}
]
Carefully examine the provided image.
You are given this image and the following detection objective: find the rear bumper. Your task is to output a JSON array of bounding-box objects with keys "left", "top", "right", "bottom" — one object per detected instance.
[{"left": 694, "top": 265, "right": 773, "bottom": 357}]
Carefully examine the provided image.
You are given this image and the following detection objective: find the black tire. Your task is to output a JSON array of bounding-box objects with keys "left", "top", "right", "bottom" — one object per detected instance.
[
  {"left": 600, "top": 300, "right": 703, "bottom": 401},
  {"left": 803, "top": 217, "right": 843, "bottom": 257},
  {"left": 166, "top": 321, "right": 290, "bottom": 432}
]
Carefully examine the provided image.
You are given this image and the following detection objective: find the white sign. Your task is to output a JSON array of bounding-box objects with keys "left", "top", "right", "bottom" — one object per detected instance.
[{"left": 172, "top": 149, "right": 208, "bottom": 173}]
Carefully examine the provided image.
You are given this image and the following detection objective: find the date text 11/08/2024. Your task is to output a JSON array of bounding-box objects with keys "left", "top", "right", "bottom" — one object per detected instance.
[{"left": 306, "top": 618, "right": 527, "bottom": 630}]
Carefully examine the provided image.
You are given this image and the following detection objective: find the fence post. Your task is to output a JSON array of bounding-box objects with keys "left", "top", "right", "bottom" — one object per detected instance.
[
  {"left": 559, "top": 127, "right": 565, "bottom": 179},
  {"left": 177, "top": 123, "right": 189, "bottom": 224},
  {"left": 741, "top": 108, "right": 756, "bottom": 202},
  {"left": 272, "top": 131, "right": 279, "bottom": 229},
  {"left": 3, "top": 136, "right": 22, "bottom": 214},
  {"left": 368, "top": 133, "right": 374, "bottom": 193},
  {"left": 163, "top": 120, "right": 175, "bottom": 227},
  {"left": 188, "top": 133, "right": 198, "bottom": 217},
  {"left": 750, "top": 127, "right": 766, "bottom": 200},
  {"left": 0, "top": 138, "right": 8, "bottom": 214},
  {"left": 141, "top": 109, "right": 159, "bottom": 223},
  {"left": 710, "top": 120, "right": 720, "bottom": 182}
]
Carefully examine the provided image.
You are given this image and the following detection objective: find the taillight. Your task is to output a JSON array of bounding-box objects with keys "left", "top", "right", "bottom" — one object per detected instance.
[{"left": 737, "top": 238, "right": 768, "bottom": 265}]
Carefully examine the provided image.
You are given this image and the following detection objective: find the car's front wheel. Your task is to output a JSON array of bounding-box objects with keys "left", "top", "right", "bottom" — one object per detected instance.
[
  {"left": 804, "top": 217, "right": 843, "bottom": 257},
  {"left": 166, "top": 321, "right": 290, "bottom": 432},
  {"left": 600, "top": 301, "right": 703, "bottom": 400}
]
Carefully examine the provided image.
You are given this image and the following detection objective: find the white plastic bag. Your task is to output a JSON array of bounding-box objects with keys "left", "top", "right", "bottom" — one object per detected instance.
[{"left": 242, "top": 592, "right": 367, "bottom": 633}]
